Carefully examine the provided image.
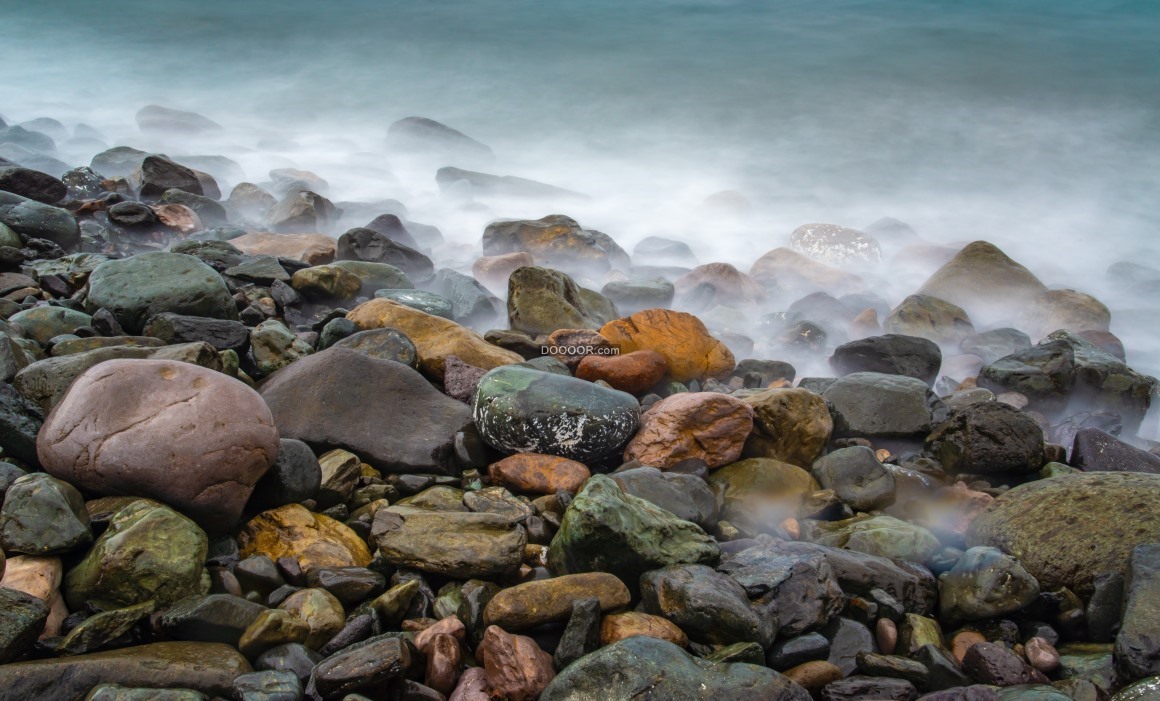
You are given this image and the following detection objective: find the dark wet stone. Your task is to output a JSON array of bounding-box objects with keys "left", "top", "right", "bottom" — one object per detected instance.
[
  {"left": 830, "top": 334, "right": 942, "bottom": 384},
  {"left": 611, "top": 466, "right": 717, "bottom": 529},
  {"left": 0, "top": 166, "right": 67, "bottom": 204},
  {"left": 553, "top": 597, "right": 602, "bottom": 671},
  {"left": 640, "top": 564, "right": 773, "bottom": 648},
  {"left": 1072, "top": 427, "right": 1160, "bottom": 474},
  {"left": 142, "top": 312, "right": 250, "bottom": 354},
  {"left": 963, "top": 642, "right": 1047, "bottom": 686},
  {"left": 308, "top": 633, "right": 413, "bottom": 700},
  {"left": 255, "top": 643, "right": 323, "bottom": 686},
  {"left": 915, "top": 643, "right": 972, "bottom": 691},
  {"left": 823, "top": 371, "right": 946, "bottom": 439},
  {"left": 719, "top": 546, "right": 845, "bottom": 638},
  {"left": 331, "top": 328, "right": 418, "bottom": 368},
  {"left": 337, "top": 228, "right": 433, "bottom": 282},
  {"left": 926, "top": 402, "right": 1045, "bottom": 476},
  {"left": 540, "top": 636, "right": 811, "bottom": 701},
  {"left": 0, "top": 472, "right": 91, "bottom": 554},
  {"left": 0, "top": 641, "right": 251, "bottom": 701},
  {"left": 474, "top": 364, "right": 639, "bottom": 464},
  {"left": 317, "top": 613, "right": 376, "bottom": 657},
  {"left": 1115, "top": 544, "right": 1160, "bottom": 679},
  {"left": 0, "top": 191, "right": 79, "bottom": 249},
  {"left": 811, "top": 446, "right": 896, "bottom": 511},
  {"left": 823, "top": 617, "right": 876, "bottom": 676},
  {"left": 260, "top": 347, "right": 472, "bottom": 475},
  {"left": 768, "top": 632, "right": 831, "bottom": 670},
  {"left": 1086, "top": 571, "right": 1124, "bottom": 643},
  {"left": 232, "top": 669, "right": 302, "bottom": 701},
  {"left": 306, "top": 567, "right": 385, "bottom": 607},
  {"left": 138, "top": 156, "right": 203, "bottom": 201},
  {"left": 247, "top": 439, "right": 322, "bottom": 513},
  {"left": 979, "top": 331, "right": 1157, "bottom": 435},
  {"left": 159, "top": 594, "right": 266, "bottom": 646},
  {"left": 821, "top": 676, "right": 917, "bottom": 701},
  {"left": 0, "top": 587, "right": 49, "bottom": 663}
]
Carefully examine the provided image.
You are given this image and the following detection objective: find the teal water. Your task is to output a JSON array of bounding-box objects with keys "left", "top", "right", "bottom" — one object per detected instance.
[{"left": 3, "top": 0, "right": 1159, "bottom": 298}]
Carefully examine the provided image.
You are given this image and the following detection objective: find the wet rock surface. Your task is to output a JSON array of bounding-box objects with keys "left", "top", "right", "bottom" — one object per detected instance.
[{"left": 0, "top": 104, "right": 1157, "bottom": 701}]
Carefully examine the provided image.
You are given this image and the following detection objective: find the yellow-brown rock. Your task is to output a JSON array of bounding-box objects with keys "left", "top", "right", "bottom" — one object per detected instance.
[
  {"left": 278, "top": 587, "right": 345, "bottom": 650},
  {"left": 742, "top": 388, "right": 833, "bottom": 468},
  {"left": 238, "top": 608, "right": 310, "bottom": 658},
  {"left": 237, "top": 504, "right": 371, "bottom": 573},
  {"left": 290, "top": 264, "right": 361, "bottom": 301},
  {"left": 576, "top": 349, "right": 668, "bottom": 395},
  {"left": 230, "top": 232, "right": 336, "bottom": 265},
  {"left": 489, "top": 453, "right": 590, "bottom": 495},
  {"left": 784, "top": 660, "right": 843, "bottom": 696},
  {"left": 483, "top": 572, "right": 630, "bottom": 631},
  {"left": 623, "top": 392, "right": 754, "bottom": 469},
  {"left": 346, "top": 298, "right": 523, "bottom": 380},
  {"left": 600, "top": 309, "right": 734, "bottom": 383},
  {"left": 600, "top": 611, "right": 688, "bottom": 647}
]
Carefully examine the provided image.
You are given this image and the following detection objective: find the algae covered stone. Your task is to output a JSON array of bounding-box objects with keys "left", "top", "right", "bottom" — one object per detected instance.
[
  {"left": 473, "top": 365, "right": 640, "bottom": 464},
  {"left": 540, "top": 635, "right": 811, "bottom": 701},
  {"left": 237, "top": 503, "right": 372, "bottom": 573},
  {"left": 85, "top": 252, "right": 238, "bottom": 333},
  {"left": 967, "top": 472, "right": 1160, "bottom": 596},
  {"left": 547, "top": 475, "right": 719, "bottom": 586},
  {"left": 64, "top": 500, "right": 209, "bottom": 610}
]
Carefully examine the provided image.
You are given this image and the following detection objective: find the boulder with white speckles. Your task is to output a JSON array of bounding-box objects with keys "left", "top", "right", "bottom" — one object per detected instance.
[{"left": 472, "top": 365, "right": 640, "bottom": 465}]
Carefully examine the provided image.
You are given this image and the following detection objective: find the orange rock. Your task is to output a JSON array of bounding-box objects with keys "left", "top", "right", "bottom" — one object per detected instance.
[
  {"left": 489, "top": 453, "right": 590, "bottom": 495},
  {"left": 783, "top": 660, "right": 843, "bottom": 695},
  {"left": 473, "top": 252, "right": 535, "bottom": 295},
  {"left": 623, "top": 392, "right": 754, "bottom": 469},
  {"left": 237, "top": 504, "right": 372, "bottom": 572},
  {"left": 600, "top": 309, "right": 734, "bottom": 383},
  {"left": 951, "top": 630, "right": 987, "bottom": 664},
  {"left": 674, "top": 262, "right": 768, "bottom": 305},
  {"left": 576, "top": 350, "right": 667, "bottom": 395},
  {"left": 600, "top": 612, "right": 688, "bottom": 647},
  {"left": 346, "top": 298, "right": 523, "bottom": 380},
  {"left": 478, "top": 625, "right": 555, "bottom": 701},
  {"left": 230, "top": 231, "right": 336, "bottom": 265}
]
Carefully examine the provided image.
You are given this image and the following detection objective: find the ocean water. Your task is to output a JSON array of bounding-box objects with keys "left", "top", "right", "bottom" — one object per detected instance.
[{"left": 3, "top": 0, "right": 1160, "bottom": 370}]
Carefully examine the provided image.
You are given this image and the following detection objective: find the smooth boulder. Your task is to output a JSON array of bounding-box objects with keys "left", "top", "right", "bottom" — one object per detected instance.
[
  {"left": 260, "top": 347, "right": 473, "bottom": 475},
  {"left": 473, "top": 365, "right": 639, "bottom": 464},
  {"left": 38, "top": 359, "right": 278, "bottom": 533}
]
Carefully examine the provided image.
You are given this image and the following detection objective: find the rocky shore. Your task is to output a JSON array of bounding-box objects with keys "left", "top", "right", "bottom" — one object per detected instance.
[{"left": 0, "top": 105, "right": 1159, "bottom": 701}]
